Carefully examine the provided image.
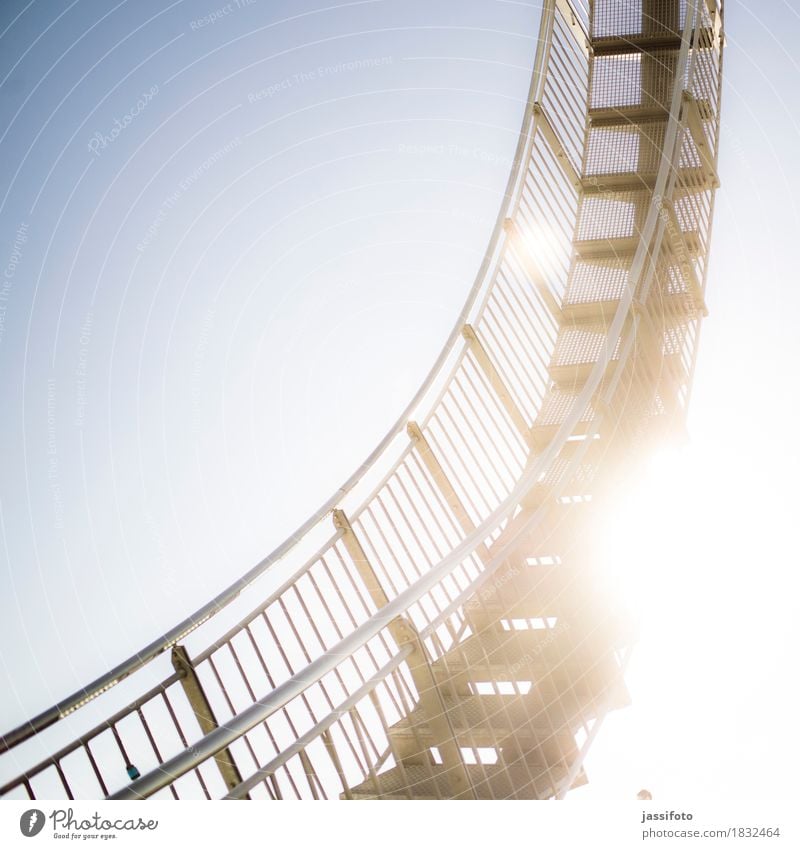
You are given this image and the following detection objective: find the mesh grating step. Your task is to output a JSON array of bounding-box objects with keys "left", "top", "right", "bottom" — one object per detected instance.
[
  {"left": 589, "top": 106, "right": 670, "bottom": 126},
  {"left": 447, "top": 631, "right": 627, "bottom": 704},
  {"left": 390, "top": 692, "right": 574, "bottom": 751},
  {"left": 463, "top": 568, "right": 576, "bottom": 629},
  {"left": 434, "top": 626, "right": 570, "bottom": 678},
  {"left": 574, "top": 232, "right": 701, "bottom": 259},
  {"left": 561, "top": 293, "right": 701, "bottom": 323},
  {"left": 583, "top": 168, "right": 713, "bottom": 193},
  {"left": 591, "top": 28, "right": 716, "bottom": 56},
  {"left": 588, "top": 101, "right": 714, "bottom": 127},
  {"left": 345, "top": 759, "right": 587, "bottom": 800}
]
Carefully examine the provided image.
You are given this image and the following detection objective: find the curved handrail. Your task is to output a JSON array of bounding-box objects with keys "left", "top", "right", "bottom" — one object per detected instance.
[
  {"left": 2, "top": 0, "right": 723, "bottom": 804},
  {"left": 110, "top": 1, "right": 704, "bottom": 797},
  {"left": 0, "top": 1, "right": 558, "bottom": 756}
]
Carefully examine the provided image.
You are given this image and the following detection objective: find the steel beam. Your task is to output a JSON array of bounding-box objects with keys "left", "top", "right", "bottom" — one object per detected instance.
[
  {"left": 171, "top": 646, "right": 246, "bottom": 795},
  {"left": 462, "top": 323, "right": 531, "bottom": 441},
  {"left": 534, "top": 102, "right": 583, "bottom": 191},
  {"left": 504, "top": 219, "right": 563, "bottom": 321},
  {"left": 406, "top": 421, "right": 490, "bottom": 562},
  {"left": 332, "top": 509, "right": 476, "bottom": 799}
]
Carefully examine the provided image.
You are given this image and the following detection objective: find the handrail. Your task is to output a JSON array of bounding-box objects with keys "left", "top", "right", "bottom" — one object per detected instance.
[
  {"left": 0, "top": 3, "right": 560, "bottom": 757},
  {"left": 111, "top": 12, "right": 697, "bottom": 789},
  {"left": 223, "top": 648, "right": 414, "bottom": 799},
  {"left": 107, "top": 0, "right": 708, "bottom": 798},
  {"left": 1, "top": 0, "right": 722, "bottom": 804}
]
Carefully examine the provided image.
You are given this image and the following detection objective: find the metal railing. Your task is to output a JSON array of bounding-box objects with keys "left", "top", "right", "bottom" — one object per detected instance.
[{"left": 0, "top": 0, "right": 723, "bottom": 801}]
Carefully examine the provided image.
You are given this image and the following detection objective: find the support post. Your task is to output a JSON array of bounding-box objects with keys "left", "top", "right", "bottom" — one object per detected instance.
[
  {"left": 681, "top": 90, "right": 720, "bottom": 188},
  {"left": 504, "top": 219, "right": 564, "bottom": 321},
  {"left": 659, "top": 199, "right": 708, "bottom": 315},
  {"left": 171, "top": 646, "right": 246, "bottom": 795},
  {"left": 555, "top": 0, "right": 590, "bottom": 59},
  {"left": 406, "top": 421, "right": 489, "bottom": 563},
  {"left": 332, "top": 509, "right": 476, "bottom": 799},
  {"left": 333, "top": 509, "right": 390, "bottom": 609},
  {"left": 462, "top": 323, "right": 531, "bottom": 441},
  {"left": 534, "top": 103, "right": 583, "bottom": 190}
]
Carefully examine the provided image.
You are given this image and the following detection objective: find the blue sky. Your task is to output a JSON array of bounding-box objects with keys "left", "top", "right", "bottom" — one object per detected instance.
[{"left": 0, "top": 0, "right": 798, "bottom": 800}]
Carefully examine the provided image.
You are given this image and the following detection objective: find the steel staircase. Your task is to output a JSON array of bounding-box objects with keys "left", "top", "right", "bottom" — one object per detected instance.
[
  {"left": 0, "top": 0, "right": 723, "bottom": 802},
  {"left": 346, "top": 0, "right": 722, "bottom": 800}
]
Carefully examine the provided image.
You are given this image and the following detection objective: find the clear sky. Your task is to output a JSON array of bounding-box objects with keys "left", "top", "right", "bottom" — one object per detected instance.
[{"left": 0, "top": 0, "right": 797, "bottom": 802}]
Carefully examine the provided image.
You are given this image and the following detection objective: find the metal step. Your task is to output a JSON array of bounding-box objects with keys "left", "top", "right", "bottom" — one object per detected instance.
[
  {"left": 583, "top": 167, "right": 714, "bottom": 193},
  {"left": 561, "top": 292, "right": 702, "bottom": 322},
  {"left": 388, "top": 692, "right": 580, "bottom": 759},
  {"left": 464, "top": 567, "right": 601, "bottom": 627},
  {"left": 433, "top": 625, "right": 628, "bottom": 704},
  {"left": 450, "top": 634, "right": 628, "bottom": 711},
  {"left": 345, "top": 758, "right": 587, "bottom": 800},
  {"left": 591, "top": 27, "right": 715, "bottom": 56},
  {"left": 478, "top": 498, "right": 595, "bottom": 579},
  {"left": 549, "top": 359, "right": 618, "bottom": 387},
  {"left": 574, "top": 231, "right": 701, "bottom": 259},
  {"left": 588, "top": 99, "right": 713, "bottom": 128},
  {"left": 550, "top": 352, "right": 683, "bottom": 389},
  {"left": 548, "top": 320, "right": 622, "bottom": 386},
  {"left": 433, "top": 626, "right": 571, "bottom": 684},
  {"left": 589, "top": 105, "right": 670, "bottom": 126},
  {"left": 529, "top": 386, "right": 602, "bottom": 450}
]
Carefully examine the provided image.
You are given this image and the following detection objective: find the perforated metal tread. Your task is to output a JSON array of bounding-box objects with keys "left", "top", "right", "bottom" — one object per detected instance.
[
  {"left": 591, "top": 28, "right": 716, "bottom": 56},
  {"left": 346, "top": 759, "right": 588, "bottom": 800},
  {"left": 561, "top": 292, "right": 702, "bottom": 323},
  {"left": 388, "top": 691, "right": 590, "bottom": 752}
]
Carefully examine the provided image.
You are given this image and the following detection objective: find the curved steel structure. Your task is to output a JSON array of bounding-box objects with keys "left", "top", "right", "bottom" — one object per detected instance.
[{"left": 0, "top": 0, "right": 723, "bottom": 801}]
